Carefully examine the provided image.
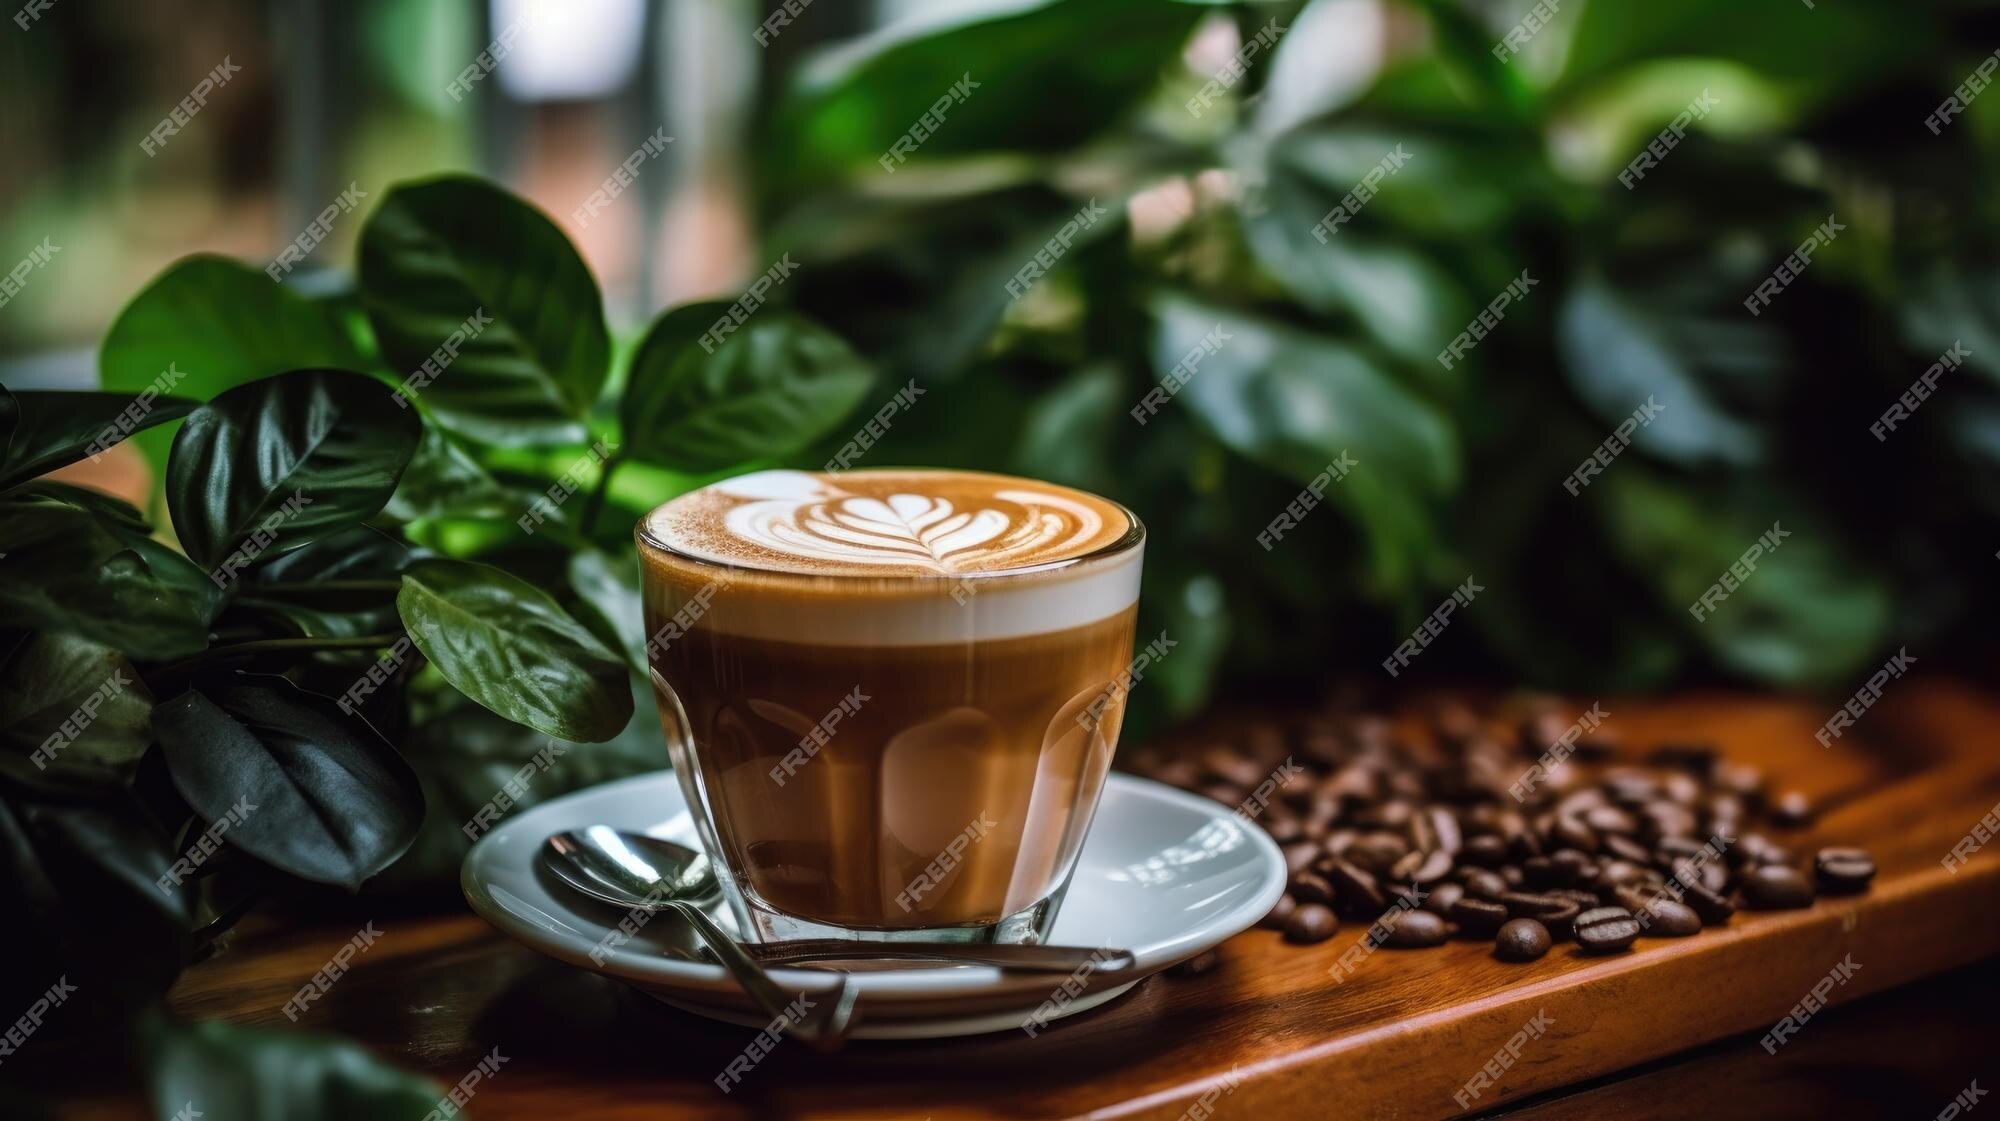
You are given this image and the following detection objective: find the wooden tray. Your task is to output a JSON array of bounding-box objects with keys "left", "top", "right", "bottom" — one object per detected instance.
[{"left": 142, "top": 678, "right": 2000, "bottom": 1121}]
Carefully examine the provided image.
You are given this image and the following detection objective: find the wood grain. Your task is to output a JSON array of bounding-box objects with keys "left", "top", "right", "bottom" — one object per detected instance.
[{"left": 62, "top": 678, "right": 2000, "bottom": 1119}]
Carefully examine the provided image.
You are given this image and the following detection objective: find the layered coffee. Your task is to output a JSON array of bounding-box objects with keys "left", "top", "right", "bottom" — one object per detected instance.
[{"left": 637, "top": 469, "right": 1143, "bottom": 937}]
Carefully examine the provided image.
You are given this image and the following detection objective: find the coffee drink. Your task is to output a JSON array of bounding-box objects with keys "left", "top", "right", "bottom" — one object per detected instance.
[{"left": 636, "top": 468, "right": 1143, "bottom": 941}]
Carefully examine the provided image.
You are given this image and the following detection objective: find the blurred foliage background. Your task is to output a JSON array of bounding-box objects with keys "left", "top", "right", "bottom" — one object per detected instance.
[
  {"left": 5, "top": 0, "right": 2000, "bottom": 910},
  {"left": 4, "top": 0, "right": 2000, "bottom": 1107}
]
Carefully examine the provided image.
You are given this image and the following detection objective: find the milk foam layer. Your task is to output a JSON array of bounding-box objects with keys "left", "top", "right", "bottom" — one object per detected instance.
[
  {"left": 644, "top": 469, "right": 1132, "bottom": 577},
  {"left": 637, "top": 469, "right": 1143, "bottom": 646}
]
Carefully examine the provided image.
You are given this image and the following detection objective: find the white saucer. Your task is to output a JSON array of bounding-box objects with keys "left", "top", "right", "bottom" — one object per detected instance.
[{"left": 461, "top": 770, "right": 1285, "bottom": 1039}]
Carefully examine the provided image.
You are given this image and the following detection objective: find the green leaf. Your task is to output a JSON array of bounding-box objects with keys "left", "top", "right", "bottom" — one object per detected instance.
[
  {"left": 1010, "top": 362, "right": 1124, "bottom": 489},
  {"left": 152, "top": 674, "right": 425, "bottom": 889},
  {"left": 0, "top": 492, "right": 209, "bottom": 661},
  {"left": 149, "top": 1020, "right": 442, "bottom": 1121},
  {"left": 1555, "top": 272, "right": 1769, "bottom": 468},
  {"left": 2, "top": 787, "right": 191, "bottom": 1021},
  {"left": 359, "top": 176, "right": 609, "bottom": 445},
  {"left": 370, "top": 678, "right": 660, "bottom": 897},
  {"left": 1151, "top": 292, "right": 1456, "bottom": 596},
  {"left": 0, "top": 386, "right": 197, "bottom": 492},
  {"left": 100, "top": 255, "right": 368, "bottom": 472},
  {"left": 166, "top": 370, "right": 422, "bottom": 570},
  {"left": 1595, "top": 470, "right": 1893, "bottom": 686},
  {"left": 0, "top": 633, "right": 153, "bottom": 779},
  {"left": 566, "top": 549, "right": 646, "bottom": 670},
  {"left": 383, "top": 424, "right": 521, "bottom": 522},
  {"left": 764, "top": 0, "right": 1204, "bottom": 188},
  {"left": 620, "top": 303, "right": 874, "bottom": 472},
  {"left": 396, "top": 559, "right": 632, "bottom": 742}
]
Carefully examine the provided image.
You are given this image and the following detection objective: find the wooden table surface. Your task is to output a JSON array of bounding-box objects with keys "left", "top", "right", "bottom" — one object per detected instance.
[{"left": 70, "top": 677, "right": 2000, "bottom": 1119}]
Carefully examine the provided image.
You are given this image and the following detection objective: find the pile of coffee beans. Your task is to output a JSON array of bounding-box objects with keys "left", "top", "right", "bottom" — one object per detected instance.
[{"left": 1128, "top": 698, "right": 1875, "bottom": 964}]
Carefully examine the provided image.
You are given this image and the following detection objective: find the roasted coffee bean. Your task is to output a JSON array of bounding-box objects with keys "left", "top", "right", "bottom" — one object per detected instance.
[
  {"left": 1602, "top": 834, "right": 1654, "bottom": 865},
  {"left": 1324, "top": 858, "right": 1386, "bottom": 916},
  {"left": 1347, "top": 830, "right": 1411, "bottom": 874},
  {"left": 1534, "top": 901, "right": 1581, "bottom": 938},
  {"left": 1770, "top": 790, "right": 1813, "bottom": 829},
  {"left": 1153, "top": 758, "right": 1200, "bottom": 789},
  {"left": 1428, "top": 806, "right": 1463, "bottom": 854},
  {"left": 1713, "top": 761, "right": 1766, "bottom": 805},
  {"left": 1423, "top": 882, "right": 1465, "bottom": 916},
  {"left": 1814, "top": 847, "right": 1876, "bottom": 894},
  {"left": 1356, "top": 800, "right": 1415, "bottom": 830},
  {"left": 1599, "top": 859, "right": 1651, "bottom": 890},
  {"left": 1405, "top": 848, "right": 1455, "bottom": 885},
  {"left": 1461, "top": 834, "right": 1508, "bottom": 867},
  {"left": 1202, "top": 744, "right": 1266, "bottom": 789},
  {"left": 1290, "top": 870, "right": 1337, "bottom": 908},
  {"left": 1284, "top": 903, "right": 1338, "bottom": 944},
  {"left": 1264, "top": 815, "right": 1305, "bottom": 844},
  {"left": 1638, "top": 801, "right": 1698, "bottom": 841},
  {"left": 1546, "top": 888, "right": 1601, "bottom": 910},
  {"left": 1661, "top": 772, "right": 1703, "bottom": 807},
  {"left": 1583, "top": 805, "right": 1637, "bottom": 836},
  {"left": 1198, "top": 782, "right": 1244, "bottom": 806},
  {"left": 1500, "top": 864, "right": 1526, "bottom": 889},
  {"left": 1742, "top": 865, "right": 1815, "bottom": 910},
  {"left": 1550, "top": 848, "right": 1593, "bottom": 882},
  {"left": 1615, "top": 888, "right": 1701, "bottom": 936},
  {"left": 1257, "top": 893, "right": 1297, "bottom": 930},
  {"left": 1167, "top": 949, "right": 1221, "bottom": 977},
  {"left": 1495, "top": 918, "right": 1552, "bottom": 962},
  {"left": 1379, "top": 909, "right": 1450, "bottom": 948},
  {"left": 1282, "top": 841, "right": 1320, "bottom": 877},
  {"left": 1575, "top": 906, "right": 1642, "bottom": 953},
  {"left": 1462, "top": 869, "right": 1508, "bottom": 900},
  {"left": 1602, "top": 772, "right": 1658, "bottom": 808},
  {"left": 1449, "top": 897, "right": 1510, "bottom": 936},
  {"left": 1655, "top": 836, "right": 1707, "bottom": 865},
  {"left": 1520, "top": 856, "right": 1559, "bottom": 890},
  {"left": 1551, "top": 815, "right": 1598, "bottom": 854},
  {"left": 1499, "top": 892, "right": 1570, "bottom": 920},
  {"left": 1678, "top": 879, "right": 1736, "bottom": 924}
]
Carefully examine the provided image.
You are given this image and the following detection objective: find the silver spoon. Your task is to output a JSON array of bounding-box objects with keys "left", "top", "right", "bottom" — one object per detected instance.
[
  {"left": 543, "top": 826, "right": 858, "bottom": 1045},
  {"left": 541, "top": 828, "right": 1138, "bottom": 974}
]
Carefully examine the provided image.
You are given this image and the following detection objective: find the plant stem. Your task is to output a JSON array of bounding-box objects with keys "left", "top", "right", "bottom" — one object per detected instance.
[
  {"left": 577, "top": 453, "right": 625, "bottom": 538},
  {"left": 154, "top": 634, "right": 403, "bottom": 680}
]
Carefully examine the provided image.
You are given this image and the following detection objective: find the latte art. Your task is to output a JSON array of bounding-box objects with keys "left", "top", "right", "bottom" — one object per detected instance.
[{"left": 646, "top": 469, "right": 1133, "bottom": 578}]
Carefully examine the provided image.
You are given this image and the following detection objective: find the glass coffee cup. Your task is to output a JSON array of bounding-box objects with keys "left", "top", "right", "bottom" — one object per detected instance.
[{"left": 635, "top": 468, "right": 1143, "bottom": 944}]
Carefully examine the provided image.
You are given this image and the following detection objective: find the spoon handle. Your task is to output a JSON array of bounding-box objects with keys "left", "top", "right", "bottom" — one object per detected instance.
[
  {"left": 745, "top": 940, "right": 1138, "bottom": 974},
  {"left": 663, "top": 901, "right": 857, "bottom": 1046}
]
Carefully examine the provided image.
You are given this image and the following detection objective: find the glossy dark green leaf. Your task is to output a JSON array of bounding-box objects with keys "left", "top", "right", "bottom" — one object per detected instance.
[
  {"left": 0, "top": 632, "right": 153, "bottom": 778},
  {"left": 1151, "top": 292, "right": 1456, "bottom": 596},
  {"left": 566, "top": 549, "right": 646, "bottom": 670},
  {"left": 22, "top": 482, "right": 228, "bottom": 626},
  {"left": 231, "top": 527, "right": 418, "bottom": 640},
  {"left": 99, "top": 255, "right": 369, "bottom": 472},
  {"left": 359, "top": 176, "right": 608, "bottom": 445},
  {"left": 620, "top": 304, "right": 874, "bottom": 472},
  {"left": 763, "top": 0, "right": 1203, "bottom": 189},
  {"left": 152, "top": 674, "right": 425, "bottom": 889},
  {"left": 0, "top": 492, "right": 209, "bottom": 661},
  {"left": 370, "top": 678, "right": 661, "bottom": 896},
  {"left": 166, "top": 369, "right": 422, "bottom": 570},
  {"left": 397, "top": 558, "right": 632, "bottom": 742},
  {"left": 383, "top": 424, "right": 522, "bottom": 522},
  {"left": 0, "top": 386, "right": 196, "bottom": 492},
  {"left": 149, "top": 1019, "right": 442, "bottom": 1121},
  {"left": 1, "top": 786, "right": 191, "bottom": 1023}
]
